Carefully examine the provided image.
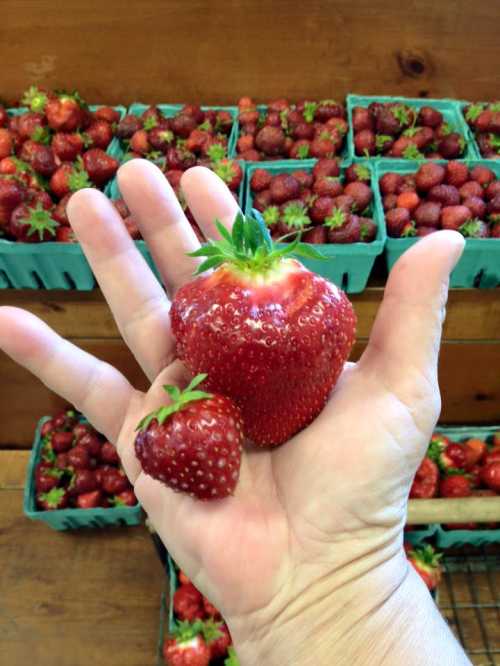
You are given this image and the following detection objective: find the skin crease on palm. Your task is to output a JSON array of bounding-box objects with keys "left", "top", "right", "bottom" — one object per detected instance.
[{"left": 0, "top": 160, "right": 471, "bottom": 665}]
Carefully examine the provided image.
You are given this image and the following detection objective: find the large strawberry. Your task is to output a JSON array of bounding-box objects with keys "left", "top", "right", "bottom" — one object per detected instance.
[
  {"left": 134, "top": 374, "right": 243, "bottom": 500},
  {"left": 409, "top": 456, "right": 439, "bottom": 499},
  {"left": 406, "top": 544, "right": 442, "bottom": 591},
  {"left": 163, "top": 621, "right": 211, "bottom": 666},
  {"left": 171, "top": 213, "right": 356, "bottom": 447}
]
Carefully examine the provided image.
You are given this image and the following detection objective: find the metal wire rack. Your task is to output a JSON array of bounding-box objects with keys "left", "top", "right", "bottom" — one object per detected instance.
[{"left": 438, "top": 547, "right": 500, "bottom": 665}]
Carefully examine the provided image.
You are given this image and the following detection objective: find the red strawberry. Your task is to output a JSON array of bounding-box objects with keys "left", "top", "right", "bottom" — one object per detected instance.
[
  {"left": 462, "top": 196, "right": 486, "bottom": 219},
  {"left": 100, "top": 441, "right": 120, "bottom": 465},
  {"left": 250, "top": 169, "right": 272, "bottom": 193},
  {"left": 167, "top": 147, "right": 196, "bottom": 171},
  {"left": 163, "top": 622, "right": 211, "bottom": 666},
  {"left": 414, "top": 201, "right": 442, "bottom": 227},
  {"left": 135, "top": 375, "right": 243, "bottom": 499},
  {"left": 312, "top": 176, "right": 343, "bottom": 198},
  {"left": 332, "top": 194, "right": 355, "bottom": 214},
  {"left": 73, "top": 422, "right": 97, "bottom": 441},
  {"left": 470, "top": 165, "right": 495, "bottom": 187},
  {"left": 309, "top": 135, "right": 336, "bottom": 158},
  {"left": 95, "top": 465, "right": 114, "bottom": 487},
  {"left": 56, "top": 226, "right": 77, "bottom": 242},
  {"left": 385, "top": 208, "right": 411, "bottom": 237},
  {"left": 379, "top": 172, "right": 403, "bottom": 195},
  {"left": 311, "top": 159, "right": 339, "bottom": 180},
  {"left": 211, "top": 159, "right": 242, "bottom": 192},
  {"left": 438, "top": 133, "right": 465, "bottom": 159},
  {"left": 344, "top": 164, "right": 371, "bottom": 184},
  {"left": 178, "top": 571, "right": 191, "bottom": 586},
  {"left": 83, "top": 149, "right": 119, "bottom": 186},
  {"left": 202, "top": 597, "right": 221, "bottom": 619},
  {"left": 205, "top": 621, "right": 231, "bottom": 660},
  {"left": 0, "top": 128, "right": 13, "bottom": 160},
  {"left": 352, "top": 107, "right": 373, "bottom": 132},
  {"left": 396, "top": 191, "right": 420, "bottom": 211},
  {"left": 237, "top": 134, "right": 254, "bottom": 153},
  {"left": 326, "top": 211, "right": 361, "bottom": 243},
  {"left": 37, "top": 487, "right": 69, "bottom": 511},
  {"left": 440, "top": 205, "right": 471, "bottom": 231},
  {"left": 70, "top": 469, "right": 98, "bottom": 495},
  {"left": 93, "top": 106, "right": 120, "bottom": 124},
  {"left": 55, "top": 452, "right": 70, "bottom": 470},
  {"left": 51, "top": 132, "right": 84, "bottom": 161},
  {"left": 40, "top": 419, "right": 54, "bottom": 437},
  {"left": 76, "top": 489, "right": 102, "bottom": 509},
  {"left": 480, "top": 462, "right": 500, "bottom": 492},
  {"left": 116, "top": 114, "right": 143, "bottom": 139},
  {"left": 288, "top": 139, "right": 311, "bottom": 159},
  {"left": 343, "top": 181, "right": 372, "bottom": 212},
  {"left": 429, "top": 440, "right": 467, "bottom": 471},
  {"left": 310, "top": 196, "right": 335, "bottom": 223},
  {"left": 302, "top": 226, "right": 327, "bottom": 244},
  {"left": 463, "top": 438, "right": 487, "bottom": 469},
  {"left": 461, "top": 219, "right": 490, "bottom": 238},
  {"left": 52, "top": 408, "right": 77, "bottom": 430},
  {"left": 254, "top": 126, "right": 286, "bottom": 156},
  {"left": 359, "top": 218, "right": 377, "bottom": 242},
  {"left": 9, "top": 202, "right": 57, "bottom": 242},
  {"left": 253, "top": 189, "right": 272, "bottom": 212},
  {"left": 30, "top": 144, "right": 57, "bottom": 177},
  {"left": 85, "top": 120, "right": 113, "bottom": 149},
  {"left": 397, "top": 174, "right": 417, "bottom": 194},
  {"left": 35, "top": 463, "right": 62, "bottom": 493},
  {"left": 459, "top": 180, "right": 484, "bottom": 200},
  {"left": 45, "top": 94, "right": 83, "bottom": 132},
  {"left": 292, "top": 170, "right": 314, "bottom": 190},
  {"left": 171, "top": 214, "right": 356, "bottom": 447},
  {"left": 418, "top": 106, "right": 443, "bottom": 128},
  {"left": 428, "top": 184, "right": 460, "bottom": 206},
  {"left": 52, "top": 193, "right": 73, "bottom": 226},
  {"left": 383, "top": 193, "right": 398, "bottom": 211},
  {"left": 111, "top": 489, "right": 137, "bottom": 506},
  {"left": 354, "top": 129, "right": 376, "bottom": 156},
  {"left": 406, "top": 545, "right": 442, "bottom": 591},
  {"left": 101, "top": 468, "right": 129, "bottom": 495},
  {"left": 269, "top": 174, "right": 300, "bottom": 204},
  {"left": 173, "top": 584, "right": 204, "bottom": 622},
  {"left": 51, "top": 431, "right": 74, "bottom": 453},
  {"left": 67, "top": 445, "right": 91, "bottom": 470},
  {"left": 17, "top": 112, "right": 47, "bottom": 141},
  {"left": 415, "top": 163, "right": 446, "bottom": 192},
  {"left": 446, "top": 161, "right": 469, "bottom": 188},
  {"left": 409, "top": 457, "right": 439, "bottom": 498},
  {"left": 439, "top": 474, "right": 472, "bottom": 498},
  {"left": 485, "top": 450, "right": 500, "bottom": 465},
  {"left": 50, "top": 161, "right": 92, "bottom": 199},
  {"left": 169, "top": 114, "right": 197, "bottom": 139},
  {"left": 485, "top": 180, "right": 500, "bottom": 200}
]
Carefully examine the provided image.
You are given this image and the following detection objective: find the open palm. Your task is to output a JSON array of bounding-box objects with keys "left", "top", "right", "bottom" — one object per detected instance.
[{"left": 0, "top": 160, "right": 464, "bottom": 646}]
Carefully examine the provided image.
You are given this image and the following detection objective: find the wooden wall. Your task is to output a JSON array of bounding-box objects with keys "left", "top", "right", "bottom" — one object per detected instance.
[{"left": 1, "top": 1, "right": 499, "bottom": 105}]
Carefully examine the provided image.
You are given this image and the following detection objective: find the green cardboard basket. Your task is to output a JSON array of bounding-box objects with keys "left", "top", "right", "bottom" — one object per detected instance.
[
  {"left": 0, "top": 105, "right": 126, "bottom": 290},
  {"left": 346, "top": 94, "right": 477, "bottom": 163},
  {"left": 457, "top": 100, "right": 499, "bottom": 161},
  {"left": 23, "top": 416, "right": 143, "bottom": 530},
  {"left": 244, "top": 159, "right": 386, "bottom": 292},
  {"left": 404, "top": 523, "right": 438, "bottom": 546},
  {"left": 374, "top": 159, "right": 500, "bottom": 288},
  {"left": 235, "top": 103, "right": 349, "bottom": 163}
]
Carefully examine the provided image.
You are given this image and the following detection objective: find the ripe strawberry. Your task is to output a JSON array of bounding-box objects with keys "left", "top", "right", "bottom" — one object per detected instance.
[
  {"left": 83, "top": 149, "right": 118, "bottom": 186},
  {"left": 135, "top": 375, "right": 243, "bottom": 499},
  {"left": 484, "top": 450, "right": 500, "bottom": 465},
  {"left": 359, "top": 218, "right": 377, "bottom": 242},
  {"left": 439, "top": 474, "right": 472, "bottom": 498},
  {"left": 101, "top": 468, "right": 129, "bottom": 495},
  {"left": 414, "top": 201, "right": 442, "bottom": 227},
  {"left": 56, "top": 226, "right": 77, "bottom": 242},
  {"left": 396, "top": 191, "right": 420, "bottom": 211},
  {"left": 354, "top": 129, "right": 376, "bottom": 156},
  {"left": 379, "top": 172, "right": 403, "bottom": 195},
  {"left": 385, "top": 208, "right": 411, "bottom": 237},
  {"left": 312, "top": 176, "right": 343, "bottom": 198},
  {"left": 460, "top": 219, "right": 490, "bottom": 238},
  {"left": 254, "top": 126, "right": 286, "bottom": 156},
  {"left": 463, "top": 438, "right": 487, "bottom": 468},
  {"left": 111, "top": 489, "right": 137, "bottom": 506},
  {"left": 76, "top": 490, "right": 102, "bottom": 509},
  {"left": 288, "top": 139, "right": 311, "bottom": 159},
  {"left": 77, "top": 431, "right": 101, "bottom": 456},
  {"left": 51, "top": 431, "right": 74, "bottom": 453},
  {"left": 441, "top": 205, "right": 471, "bottom": 231},
  {"left": 292, "top": 170, "right": 314, "bottom": 190},
  {"left": 236, "top": 134, "right": 254, "bottom": 153},
  {"left": 418, "top": 106, "right": 443, "bottom": 128},
  {"left": 312, "top": 158, "right": 340, "bottom": 180},
  {"left": 343, "top": 182, "right": 372, "bottom": 212},
  {"left": 41, "top": 419, "right": 55, "bottom": 437},
  {"left": 269, "top": 174, "right": 300, "bottom": 204},
  {"left": 51, "top": 132, "right": 84, "bottom": 161},
  {"left": 163, "top": 621, "right": 211, "bottom": 666},
  {"left": 35, "top": 463, "right": 62, "bottom": 493},
  {"left": 37, "top": 487, "right": 69, "bottom": 511},
  {"left": 397, "top": 174, "right": 417, "bottom": 194},
  {"left": 331, "top": 194, "right": 355, "bottom": 214},
  {"left": 45, "top": 94, "right": 83, "bottom": 132},
  {"left": 9, "top": 202, "right": 57, "bottom": 242},
  {"left": 415, "top": 163, "right": 446, "bottom": 192},
  {"left": 205, "top": 621, "right": 231, "bottom": 660},
  {"left": 302, "top": 226, "right": 327, "bottom": 244},
  {"left": 100, "top": 441, "right": 120, "bottom": 465},
  {"left": 50, "top": 161, "right": 91, "bottom": 199},
  {"left": 249, "top": 168, "right": 271, "bottom": 193},
  {"left": 95, "top": 465, "right": 114, "bottom": 487},
  {"left": 309, "top": 196, "right": 334, "bottom": 223},
  {"left": 0, "top": 128, "right": 14, "bottom": 160},
  {"left": 29, "top": 143, "right": 57, "bottom": 177},
  {"left": 438, "top": 133, "right": 465, "bottom": 159},
  {"left": 67, "top": 445, "right": 91, "bottom": 470},
  {"left": 486, "top": 181, "right": 500, "bottom": 200},
  {"left": 382, "top": 194, "right": 398, "bottom": 211},
  {"left": 345, "top": 164, "right": 371, "bottom": 184},
  {"left": 428, "top": 184, "right": 460, "bottom": 206},
  {"left": 73, "top": 422, "right": 94, "bottom": 440},
  {"left": 202, "top": 597, "right": 221, "bottom": 619},
  {"left": 429, "top": 439, "right": 466, "bottom": 471},
  {"left": 93, "top": 106, "right": 120, "bottom": 124},
  {"left": 167, "top": 147, "right": 196, "bottom": 171},
  {"left": 459, "top": 181, "right": 484, "bottom": 200},
  {"left": 462, "top": 196, "right": 486, "bottom": 219},
  {"left": 52, "top": 193, "right": 72, "bottom": 226},
  {"left": 211, "top": 159, "right": 242, "bottom": 192},
  {"left": 446, "top": 161, "right": 469, "bottom": 188},
  {"left": 117, "top": 114, "right": 143, "bottom": 139},
  {"left": 85, "top": 120, "right": 113, "bottom": 149},
  {"left": 174, "top": 584, "right": 204, "bottom": 622},
  {"left": 409, "top": 457, "right": 439, "bottom": 498},
  {"left": 55, "top": 452, "right": 69, "bottom": 470},
  {"left": 171, "top": 214, "right": 356, "bottom": 447},
  {"left": 326, "top": 212, "right": 361, "bottom": 243},
  {"left": 470, "top": 165, "right": 495, "bottom": 187},
  {"left": 480, "top": 462, "right": 500, "bottom": 492},
  {"left": 352, "top": 107, "right": 373, "bottom": 132},
  {"left": 309, "top": 136, "right": 336, "bottom": 158},
  {"left": 253, "top": 189, "right": 272, "bottom": 212},
  {"left": 70, "top": 469, "right": 98, "bottom": 495},
  {"left": 406, "top": 545, "right": 442, "bottom": 591}
]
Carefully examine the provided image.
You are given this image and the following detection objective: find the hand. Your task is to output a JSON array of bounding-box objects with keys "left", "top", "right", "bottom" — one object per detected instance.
[{"left": 0, "top": 160, "right": 467, "bottom": 665}]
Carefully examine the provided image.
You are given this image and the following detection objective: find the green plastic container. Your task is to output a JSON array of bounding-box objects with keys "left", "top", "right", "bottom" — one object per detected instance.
[
  {"left": 374, "top": 159, "right": 500, "bottom": 288},
  {"left": 244, "top": 159, "right": 386, "bottom": 292},
  {"left": 235, "top": 103, "right": 349, "bottom": 163},
  {"left": 346, "top": 94, "right": 477, "bottom": 162},
  {"left": 23, "top": 416, "right": 143, "bottom": 530},
  {"left": 404, "top": 523, "right": 438, "bottom": 546},
  {"left": 0, "top": 105, "right": 127, "bottom": 290},
  {"left": 126, "top": 103, "right": 239, "bottom": 159},
  {"left": 457, "top": 100, "right": 499, "bottom": 161}
]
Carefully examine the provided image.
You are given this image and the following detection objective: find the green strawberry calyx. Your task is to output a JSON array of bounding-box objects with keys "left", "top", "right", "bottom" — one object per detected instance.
[
  {"left": 143, "top": 115, "right": 158, "bottom": 131},
  {"left": 42, "top": 442, "right": 57, "bottom": 464},
  {"left": 408, "top": 544, "right": 442, "bottom": 570},
  {"left": 303, "top": 101, "right": 317, "bottom": 123},
  {"left": 459, "top": 218, "right": 482, "bottom": 237},
  {"left": 212, "top": 159, "right": 237, "bottom": 184},
  {"left": 296, "top": 143, "right": 310, "bottom": 159},
  {"left": 21, "top": 86, "right": 48, "bottom": 113},
  {"left": 171, "top": 620, "right": 205, "bottom": 644},
  {"left": 376, "top": 134, "right": 392, "bottom": 151},
  {"left": 207, "top": 143, "right": 227, "bottom": 163},
  {"left": 39, "top": 487, "right": 66, "bottom": 508},
  {"left": 200, "top": 618, "right": 223, "bottom": 644},
  {"left": 354, "top": 164, "right": 370, "bottom": 181},
  {"left": 24, "top": 204, "right": 58, "bottom": 240},
  {"left": 262, "top": 206, "right": 280, "bottom": 227},
  {"left": 392, "top": 104, "right": 410, "bottom": 127},
  {"left": 465, "top": 104, "right": 483, "bottom": 122},
  {"left": 401, "top": 222, "right": 417, "bottom": 237},
  {"left": 402, "top": 144, "right": 424, "bottom": 160},
  {"left": 225, "top": 646, "right": 240, "bottom": 665},
  {"left": 281, "top": 202, "right": 311, "bottom": 229},
  {"left": 439, "top": 122, "right": 452, "bottom": 136},
  {"left": 489, "top": 133, "right": 500, "bottom": 152},
  {"left": 136, "top": 374, "right": 213, "bottom": 431},
  {"left": 68, "top": 157, "right": 92, "bottom": 192},
  {"left": 324, "top": 208, "right": 346, "bottom": 229},
  {"left": 188, "top": 211, "right": 324, "bottom": 277},
  {"left": 279, "top": 109, "right": 289, "bottom": 132},
  {"left": 31, "top": 126, "right": 51, "bottom": 145}
]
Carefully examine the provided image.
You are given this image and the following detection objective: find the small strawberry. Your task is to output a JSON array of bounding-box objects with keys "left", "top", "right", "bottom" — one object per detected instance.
[
  {"left": 52, "top": 192, "right": 73, "bottom": 226},
  {"left": 312, "top": 176, "right": 343, "bottom": 198},
  {"left": 292, "top": 170, "right": 314, "bottom": 190},
  {"left": 204, "top": 620, "right": 231, "bottom": 660},
  {"left": 269, "top": 173, "right": 301, "bottom": 204},
  {"left": 93, "top": 106, "right": 120, "bottom": 124},
  {"left": 37, "top": 487, "right": 69, "bottom": 511},
  {"left": 379, "top": 172, "right": 403, "bottom": 195},
  {"left": 415, "top": 163, "right": 446, "bottom": 192},
  {"left": 429, "top": 438, "right": 466, "bottom": 471},
  {"left": 135, "top": 375, "right": 243, "bottom": 499},
  {"left": 250, "top": 168, "right": 272, "bottom": 193},
  {"left": 111, "top": 489, "right": 137, "bottom": 506},
  {"left": 406, "top": 545, "right": 442, "bottom": 591},
  {"left": 82, "top": 148, "right": 118, "bottom": 186},
  {"left": 445, "top": 161, "right": 469, "bottom": 188},
  {"left": 396, "top": 191, "right": 420, "bottom": 211},
  {"left": 253, "top": 189, "right": 272, "bottom": 212},
  {"left": 171, "top": 114, "right": 198, "bottom": 138},
  {"left": 332, "top": 194, "right": 356, "bottom": 214},
  {"left": 51, "top": 132, "right": 84, "bottom": 161},
  {"left": 462, "top": 196, "right": 486, "bottom": 219},
  {"left": 414, "top": 201, "right": 442, "bottom": 227},
  {"left": 84, "top": 120, "right": 113, "bottom": 149},
  {"left": 438, "top": 133, "right": 465, "bottom": 159},
  {"left": 439, "top": 473, "right": 472, "bottom": 498},
  {"left": 50, "top": 160, "right": 92, "bottom": 199},
  {"left": 385, "top": 207, "right": 411, "bottom": 237},
  {"left": 440, "top": 205, "right": 471, "bottom": 231},
  {"left": 326, "top": 212, "right": 361, "bottom": 243},
  {"left": 428, "top": 184, "right": 460, "bottom": 206},
  {"left": 76, "top": 490, "right": 102, "bottom": 509},
  {"left": 383, "top": 193, "right": 398, "bottom": 211},
  {"left": 101, "top": 468, "right": 128, "bottom": 495},
  {"left": 171, "top": 213, "right": 355, "bottom": 447},
  {"left": 352, "top": 107, "right": 373, "bottom": 132},
  {"left": 459, "top": 180, "right": 484, "bottom": 200},
  {"left": 8, "top": 200, "right": 57, "bottom": 242},
  {"left": 202, "top": 597, "right": 221, "bottom": 620},
  {"left": 409, "top": 456, "right": 439, "bottom": 498},
  {"left": 480, "top": 462, "right": 500, "bottom": 492},
  {"left": 303, "top": 225, "right": 327, "bottom": 244},
  {"left": 56, "top": 226, "right": 77, "bottom": 242},
  {"left": 174, "top": 584, "right": 204, "bottom": 622},
  {"left": 67, "top": 445, "right": 91, "bottom": 470},
  {"left": 485, "top": 180, "right": 500, "bottom": 200},
  {"left": 29, "top": 143, "right": 57, "bottom": 177},
  {"left": 418, "top": 106, "right": 443, "bottom": 128},
  {"left": 45, "top": 93, "right": 83, "bottom": 132},
  {"left": 100, "top": 441, "right": 120, "bottom": 465},
  {"left": 236, "top": 134, "right": 254, "bottom": 153},
  {"left": 345, "top": 164, "right": 371, "bottom": 184},
  {"left": 163, "top": 621, "right": 211, "bottom": 666},
  {"left": 211, "top": 159, "right": 242, "bottom": 192},
  {"left": 470, "top": 165, "right": 496, "bottom": 187},
  {"left": 460, "top": 219, "right": 490, "bottom": 238},
  {"left": 70, "top": 469, "right": 98, "bottom": 495},
  {"left": 116, "top": 114, "right": 143, "bottom": 139},
  {"left": 359, "top": 218, "right": 377, "bottom": 242},
  {"left": 78, "top": 431, "right": 102, "bottom": 456},
  {"left": 51, "top": 431, "right": 74, "bottom": 453},
  {"left": 254, "top": 126, "right": 286, "bottom": 156},
  {"left": 312, "top": 159, "right": 340, "bottom": 181},
  {"left": 35, "top": 463, "right": 62, "bottom": 493},
  {"left": 343, "top": 181, "right": 372, "bottom": 212},
  {"left": 463, "top": 438, "right": 487, "bottom": 468},
  {"left": 310, "top": 196, "right": 335, "bottom": 223}
]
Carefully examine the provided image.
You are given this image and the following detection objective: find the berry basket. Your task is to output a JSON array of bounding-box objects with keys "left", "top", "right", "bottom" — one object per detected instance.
[
  {"left": 457, "top": 100, "right": 500, "bottom": 161},
  {"left": 374, "top": 159, "right": 500, "bottom": 288},
  {"left": 404, "top": 523, "right": 439, "bottom": 547},
  {"left": 23, "top": 416, "right": 143, "bottom": 530},
  {"left": 432, "top": 426, "right": 500, "bottom": 548},
  {"left": 0, "top": 105, "right": 126, "bottom": 290},
  {"left": 346, "top": 94, "right": 478, "bottom": 163},
  {"left": 244, "top": 159, "right": 386, "bottom": 293}
]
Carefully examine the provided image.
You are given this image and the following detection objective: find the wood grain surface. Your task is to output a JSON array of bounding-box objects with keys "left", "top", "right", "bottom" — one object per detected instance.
[{"left": 1, "top": 1, "right": 498, "bottom": 105}]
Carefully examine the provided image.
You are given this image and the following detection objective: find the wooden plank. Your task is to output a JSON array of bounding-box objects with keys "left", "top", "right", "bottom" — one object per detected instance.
[
  {"left": 1, "top": 288, "right": 499, "bottom": 341},
  {"left": 0, "top": 339, "right": 498, "bottom": 447},
  {"left": 408, "top": 498, "right": 500, "bottom": 524},
  {"left": 0, "top": 450, "right": 29, "bottom": 489},
  {"left": 0, "top": 1, "right": 498, "bottom": 103},
  {"left": 0, "top": 489, "right": 164, "bottom": 666}
]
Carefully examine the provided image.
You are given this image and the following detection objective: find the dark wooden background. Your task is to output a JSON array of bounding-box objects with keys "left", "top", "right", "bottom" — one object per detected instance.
[{"left": 1, "top": 0, "right": 498, "bottom": 105}]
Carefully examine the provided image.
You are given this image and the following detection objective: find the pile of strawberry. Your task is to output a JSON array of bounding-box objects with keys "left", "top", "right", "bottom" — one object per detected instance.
[
  {"left": 236, "top": 97, "right": 347, "bottom": 161},
  {"left": 0, "top": 86, "right": 119, "bottom": 242},
  {"left": 249, "top": 159, "right": 377, "bottom": 244},
  {"left": 352, "top": 102, "right": 467, "bottom": 159},
  {"left": 381, "top": 161, "right": 500, "bottom": 238},
  {"left": 35, "top": 407, "right": 137, "bottom": 511},
  {"left": 410, "top": 430, "right": 500, "bottom": 529},
  {"left": 463, "top": 102, "right": 500, "bottom": 159},
  {"left": 404, "top": 543, "right": 442, "bottom": 592},
  {"left": 162, "top": 566, "right": 235, "bottom": 665}
]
